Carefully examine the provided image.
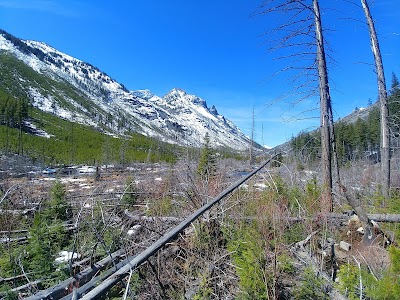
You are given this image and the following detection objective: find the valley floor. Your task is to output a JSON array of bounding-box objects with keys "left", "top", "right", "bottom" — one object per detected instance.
[{"left": 1, "top": 155, "right": 399, "bottom": 299}]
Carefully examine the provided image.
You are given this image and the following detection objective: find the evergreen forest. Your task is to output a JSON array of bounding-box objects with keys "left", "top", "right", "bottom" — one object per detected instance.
[{"left": 291, "top": 73, "right": 400, "bottom": 166}]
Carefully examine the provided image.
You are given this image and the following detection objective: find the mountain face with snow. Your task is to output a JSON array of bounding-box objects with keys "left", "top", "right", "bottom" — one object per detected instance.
[{"left": 0, "top": 30, "right": 254, "bottom": 150}]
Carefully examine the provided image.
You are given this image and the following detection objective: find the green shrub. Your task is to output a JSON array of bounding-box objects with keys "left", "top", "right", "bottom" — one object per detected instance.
[
  {"left": 121, "top": 177, "right": 138, "bottom": 207},
  {"left": 44, "top": 180, "right": 72, "bottom": 222},
  {"left": 365, "top": 246, "right": 400, "bottom": 300},
  {"left": 0, "top": 284, "right": 18, "bottom": 300},
  {"left": 277, "top": 253, "right": 295, "bottom": 274},
  {"left": 226, "top": 224, "right": 270, "bottom": 299},
  {"left": 283, "top": 223, "right": 306, "bottom": 244},
  {"left": 336, "top": 262, "right": 361, "bottom": 300},
  {"left": 193, "top": 272, "right": 212, "bottom": 300},
  {"left": 148, "top": 196, "right": 173, "bottom": 216},
  {"left": 336, "top": 247, "right": 400, "bottom": 300},
  {"left": 293, "top": 266, "right": 328, "bottom": 299}
]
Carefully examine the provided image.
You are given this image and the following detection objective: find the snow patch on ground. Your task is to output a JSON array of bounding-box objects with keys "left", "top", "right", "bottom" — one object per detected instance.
[
  {"left": 55, "top": 251, "right": 80, "bottom": 264},
  {"left": 254, "top": 183, "right": 267, "bottom": 190},
  {"left": 77, "top": 166, "right": 96, "bottom": 173}
]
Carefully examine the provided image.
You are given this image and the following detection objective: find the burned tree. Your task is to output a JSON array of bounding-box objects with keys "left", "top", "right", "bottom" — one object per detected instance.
[
  {"left": 360, "top": 0, "right": 391, "bottom": 198},
  {"left": 256, "top": 0, "right": 334, "bottom": 211},
  {"left": 313, "top": 0, "right": 333, "bottom": 211}
]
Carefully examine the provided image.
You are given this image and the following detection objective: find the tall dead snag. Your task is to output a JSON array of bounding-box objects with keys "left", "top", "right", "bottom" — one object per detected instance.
[
  {"left": 249, "top": 107, "right": 256, "bottom": 166},
  {"left": 360, "top": 0, "right": 390, "bottom": 198},
  {"left": 313, "top": 0, "right": 333, "bottom": 212},
  {"left": 255, "top": 0, "right": 333, "bottom": 211}
]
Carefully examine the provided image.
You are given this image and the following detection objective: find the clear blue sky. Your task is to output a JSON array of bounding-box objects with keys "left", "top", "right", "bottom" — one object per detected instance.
[{"left": 0, "top": 0, "right": 399, "bottom": 147}]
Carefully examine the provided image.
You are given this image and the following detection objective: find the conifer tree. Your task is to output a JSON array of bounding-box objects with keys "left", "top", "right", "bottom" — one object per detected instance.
[
  {"left": 45, "top": 180, "right": 71, "bottom": 222},
  {"left": 28, "top": 214, "right": 54, "bottom": 279},
  {"left": 197, "top": 133, "right": 216, "bottom": 179},
  {"left": 391, "top": 72, "right": 399, "bottom": 94}
]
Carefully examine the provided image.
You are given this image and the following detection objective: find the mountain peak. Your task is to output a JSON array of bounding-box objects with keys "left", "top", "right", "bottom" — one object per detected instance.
[
  {"left": 132, "top": 89, "right": 154, "bottom": 100},
  {"left": 164, "top": 88, "right": 209, "bottom": 109},
  {"left": 166, "top": 88, "right": 187, "bottom": 97},
  {"left": 0, "top": 30, "right": 253, "bottom": 151},
  {"left": 209, "top": 105, "right": 218, "bottom": 116}
]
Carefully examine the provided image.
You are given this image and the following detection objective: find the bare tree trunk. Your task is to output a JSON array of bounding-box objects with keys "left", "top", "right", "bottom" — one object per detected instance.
[
  {"left": 249, "top": 107, "right": 255, "bottom": 166},
  {"left": 313, "top": 0, "right": 333, "bottom": 212},
  {"left": 361, "top": 0, "right": 390, "bottom": 198}
]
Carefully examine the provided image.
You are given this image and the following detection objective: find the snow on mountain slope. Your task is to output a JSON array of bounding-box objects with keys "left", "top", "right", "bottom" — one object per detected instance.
[{"left": 0, "top": 30, "right": 253, "bottom": 150}]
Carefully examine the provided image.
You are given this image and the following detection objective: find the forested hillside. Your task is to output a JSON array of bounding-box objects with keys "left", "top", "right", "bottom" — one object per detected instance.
[
  {"left": 0, "top": 86, "right": 179, "bottom": 165},
  {"left": 0, "top": 31, "right": 254, "bottom": 151},
  {"left": 291, "top": 73, "right": 400, "bottom": 165}
]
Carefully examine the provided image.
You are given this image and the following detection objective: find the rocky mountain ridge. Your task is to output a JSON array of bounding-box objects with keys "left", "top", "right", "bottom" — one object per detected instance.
[{"left": 0, "top": 30, "right": 254, "bottom": 151}]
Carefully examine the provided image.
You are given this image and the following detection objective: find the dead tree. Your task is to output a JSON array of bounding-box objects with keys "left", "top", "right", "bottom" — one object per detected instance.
[
  {"left": 255, "top": 0, "right": 334, "bottom": 211},
  {"left": 313, "top": 0, "right": 333, "bottom": 211},
  {"left": 249, "top": 106, "right": 256, "bottom": 166},
  {"left": 360, "top": 0, "right": 391, "bottom": 198}
]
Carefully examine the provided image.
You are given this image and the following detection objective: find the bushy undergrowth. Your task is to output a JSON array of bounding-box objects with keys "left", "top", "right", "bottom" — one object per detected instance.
[
  {"left": 0, "top": 180, "right": 72, "bottom": 291},
  {"left": 222, "top": 175, "right": 325, "bottom": 299},
  {"left": 336, "top": 246, "right": 400, "bottom": 300},
  {"left": 226, "top": 222, "right": 270, "bottom": 299},
  {"left": 0, "top": 180, "right": 122, "bottom": 294}
]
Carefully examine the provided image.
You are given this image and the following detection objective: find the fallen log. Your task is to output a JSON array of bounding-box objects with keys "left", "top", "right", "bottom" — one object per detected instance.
[
  {"left": 0, "top": 208, "right": 36, "bottom": 215},
  {"left": 0, "top": 273, "right": 33, "bottom": 284},
  {"left": 123, "top": 209, "right": 183, "bottom": 223},
  {"left": 71, "top": 256, "right": 94, "bottom": 269},
  {"left": 0, "top": 279, "right": 41, "bottom": 296},
  {"left": 0, "top": 229, "right": 29, "bottom": 235},
  {"left": 60, "top": 256, "right": 135, "bottom": 300},
  {"left": 0, "top": 224, "right": 76, "bottom": 245},
  {"left": 122, "top": 210, "right": 400, "bottom": 224},
  {"left": 365, "top": 213, "right": 400, "bottom": 223},
  {"left": 0, "top": 236, "right": 28, "bottom": 244},
  {"left": 25, "top": 249, "right": 125, "bottom": 300}
]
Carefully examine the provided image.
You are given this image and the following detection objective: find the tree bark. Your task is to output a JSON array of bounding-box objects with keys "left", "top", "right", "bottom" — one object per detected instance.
[
  {"left": 313, "top": 0, "right": 333, "bottom": 212},
  {"left": 361, "top": 0, "right": 390, "bottom": 198}
]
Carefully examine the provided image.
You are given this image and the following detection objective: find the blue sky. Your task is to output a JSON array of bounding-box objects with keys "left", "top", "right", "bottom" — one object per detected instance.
[{"left": 0, "top": 0, "right": 399, "bottom": 147}]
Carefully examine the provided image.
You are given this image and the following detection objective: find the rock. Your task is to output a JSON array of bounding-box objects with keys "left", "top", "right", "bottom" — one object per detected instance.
[
  {"left": 339, "top": 241, "right": 351, "bottom": 252},
  {"left": 357, "top": 227, "right": 364, "bottom": 234},
  {"left": 349, "top": 214, "right": 360, "bottom": 224},
  {"left": 127, "top": 224, "right": 142, "bottom": 236}
]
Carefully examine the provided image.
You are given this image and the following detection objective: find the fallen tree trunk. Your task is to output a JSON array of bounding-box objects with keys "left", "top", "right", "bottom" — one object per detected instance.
[
  {"left": 0, "top": 236, "right": 29, "bottom": 244},
  {"left": 363, "top": 213, "right": 400, "bottom": 223},
  {"left": 25, "top": 249, "right": 125, "bottom": 300},
  {"left": 338, "top": 184, "right": 395, "bottom": 245},
  {"left": 0, "top": 229, "right": 29, "bottom": 235},
  {"left": 123, "top": 209, "right": 183, "bottom": 223},
  {"left": 0, "top": 279, "right": 42, "bottom": 296},
  {"left": 0, "top": 208, "right": 36, "bottom": 215},
  {"left": 0, "top": 273, "right": 34, "bottom": 287},
  {"left": 59, "top": 256, "right": 135, "bottom": 300},
  {"left": 123, "top": 210, "right": 400, "bottom": 224}
]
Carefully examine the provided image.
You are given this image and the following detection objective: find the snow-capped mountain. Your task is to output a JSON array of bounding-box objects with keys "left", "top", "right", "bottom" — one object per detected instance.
[{"left": 0, "top": 30, "right": 254, "bottom": 150}]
